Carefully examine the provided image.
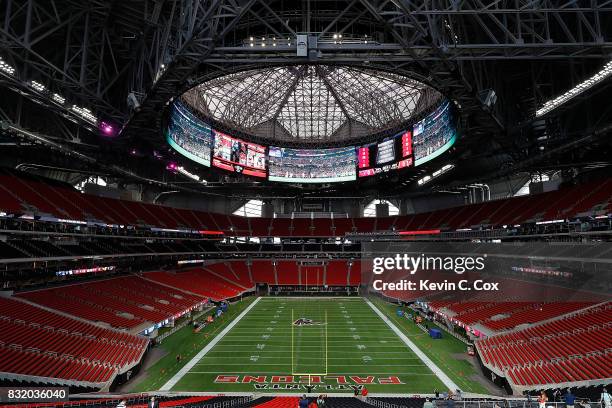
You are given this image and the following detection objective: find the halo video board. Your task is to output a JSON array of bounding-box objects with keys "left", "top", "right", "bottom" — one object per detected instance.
[
  {"left": 268, "top": 146, "right": 356, "bottom": 183},
  {"left": 357, "top": 131, "right": 413, "bottom": 178},
  {"left": 166, "top": 100, "right": 213, "bottom": 167},
  {"left": 212, "top": 130, "right": 267, "bottom": 178}
]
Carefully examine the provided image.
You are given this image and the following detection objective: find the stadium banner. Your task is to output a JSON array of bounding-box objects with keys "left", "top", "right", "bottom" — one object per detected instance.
[{"left": 361, "top": 241, "right": 610, "bottom": 336}]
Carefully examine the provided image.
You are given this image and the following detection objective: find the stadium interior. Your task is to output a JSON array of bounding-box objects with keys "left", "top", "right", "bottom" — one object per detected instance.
[{"left": 0, "top": 1, "right": 611, "bottom": 408}]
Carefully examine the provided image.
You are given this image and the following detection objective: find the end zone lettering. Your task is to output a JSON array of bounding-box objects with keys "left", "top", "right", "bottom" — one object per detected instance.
[{"left": 214, "top": 375, "right": 404, "bottom": 385}]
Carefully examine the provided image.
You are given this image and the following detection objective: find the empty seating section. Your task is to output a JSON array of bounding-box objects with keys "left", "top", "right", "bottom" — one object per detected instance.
[
  {"left": 375, "top": 217, "right": 396, "bottom": 231},
  {"left": 275, "top": 261, "right": 300, "bottom": 285},
  {"left": 353, "top": 218, "right": 375, "bottom": 233},
  {"left": 510, "top": 354, "right": 611, "bottom": 386},
  {"left": 312, "top": 218, "right": 333, "bottom": 236},
  {"left": 249, "top": 218, "right": 271, "bottom": 235},
  {"left": 145, "top": 261, "right": 357, "bottom": 291},
  {"left": 332, "top": 218, "right": 354, "bottom": 235},
  {"left": 301, "top": 266, "right": 324, "bottom": 286},
  {"left": 1, "top": 172, "right": 610, "bottom": 236},
  {"left": 204, "top": 262, "right": 253, "bottom": 293},
  {"left": 0, "top": 298, "right": 146, "bottom": 347},
  {"left": 0, "top": 346, "right": 115, "bottom": 384},
  {"left": 482, "top": 302, "right": 594, "bottom": 331},
  {"left": 291, "top": 218, "right": 311, "bottom": 236},
  {"left": 0, "top": 175, "right": 70, "bottom": 216},
  {"left": 145, "top": 268, "right": 248, "bottom": 300},
  {"left": 326, "top": 261, "right": 351, "bottom": 286},
  {"left": 0, "top": 297, "right": 147, "bottom": 384},
  {"left": 270, "top": 218, "right": 292, "bottom": 236},
  {"left": 252, "top": 397, "right": 299, "bottom": 408},
  {"left": 17, "top": 276, "right": 204, "bottom": 329},
  {"left": 224, "top": 262, "right": 254, "bottom": 289},
  {"left": 18, "top": 290, "right": 144, "bottom": 329},
  {"left": 477, "top": 303, "right": 612, "bottom": 386},
  {"left": 420, "top": 278, "right": 601, "bottom": 331},
  {"left": 0, "top": 319, "right": 143, "bottom": 368},
  {"left": 106, "top": 276, "right": 204, "bottom": 314},
  {"left": 251, "top": 260, "right": 276, "bottom": 284}
]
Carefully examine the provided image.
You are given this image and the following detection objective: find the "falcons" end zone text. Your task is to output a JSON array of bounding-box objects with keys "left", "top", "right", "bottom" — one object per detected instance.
[{"left": 215, "top": 375, "right": 403, "bottom": 385}]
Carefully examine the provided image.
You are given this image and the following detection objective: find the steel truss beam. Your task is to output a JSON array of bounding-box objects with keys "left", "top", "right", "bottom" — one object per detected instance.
[
  {"left": 1, "top": 0, "right": 610, "bottom": 142},
  {"left": 0, "top": 0, "right": 128, "bottom": 121}
]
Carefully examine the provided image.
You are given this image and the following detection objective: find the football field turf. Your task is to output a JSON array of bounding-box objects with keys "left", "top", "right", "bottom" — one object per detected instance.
[{"left": 167, "top": 297, "right": 451, "bottom": 393}]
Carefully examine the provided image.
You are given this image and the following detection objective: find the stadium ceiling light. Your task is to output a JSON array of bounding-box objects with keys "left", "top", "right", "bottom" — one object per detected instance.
[
  {"left": 417, "top": 175, "right": 432, "bottom": 185},
  {"left": 536, "top": 60, "right": 612, "bottom": 117},
  {"left": 70, "top": 104, "right": 97, "bottom": 124},
  {"left": 177, "top": 166, "right": 200, "bottom": 181},
  {"left": 0, "top": 57, "right": 16, "bottom": 76},
  {"left": 418, "top": 164, "right": 455, "bottom": 185},
  {"left": 52, "top": 93, "right": 65, "bottom": 104},
  {"left": 29, "top": 80, "right": 46, "bottom": 92}
]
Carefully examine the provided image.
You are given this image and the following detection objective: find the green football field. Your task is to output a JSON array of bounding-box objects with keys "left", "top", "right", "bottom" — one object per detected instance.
[{"left": 152, "top": 297, "right": 484, "bottom": 394}]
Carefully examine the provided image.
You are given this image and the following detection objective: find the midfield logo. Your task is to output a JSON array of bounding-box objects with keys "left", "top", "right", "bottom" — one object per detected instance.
[{"left": 293, "top": 318, "right": 324, "bottom": 326}]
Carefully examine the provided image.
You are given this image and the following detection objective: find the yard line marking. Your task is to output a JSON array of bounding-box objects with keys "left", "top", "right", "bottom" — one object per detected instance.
[
  {"left": 159, "top": 297, "right": 261, "bottom": 391},
  {"left": 223, "top": 335, "right": 401, "bottom": 339},
  {"left": 209, "top": 344, "right": 412, "bottom": 349},
  {"left": 365, "top": 297, "right": 459, "bottom": 391},
  {"left": 198, "top": 351, "right": 422, "bottom": 356},
  {"left": 194, "top": 356, "right": 421, "bottom": 363}
]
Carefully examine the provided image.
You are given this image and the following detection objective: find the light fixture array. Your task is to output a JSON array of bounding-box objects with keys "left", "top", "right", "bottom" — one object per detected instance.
[
  {"left": 0, "top": 57, "right": 15, "bottom": 75},
  {"left": 536, "top": 61, "right": 612, "bottom": 117},
  {"left": 418, "top": 164, "right": 455, "bottom": 185},
  {"left": 0, "top": 55, "right": 98, "bottom": 126}
]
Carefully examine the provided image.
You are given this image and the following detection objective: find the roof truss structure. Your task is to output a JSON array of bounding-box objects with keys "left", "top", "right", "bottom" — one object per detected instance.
[{"left": 183, "top": 65, "right": 437, "bottom": 144}]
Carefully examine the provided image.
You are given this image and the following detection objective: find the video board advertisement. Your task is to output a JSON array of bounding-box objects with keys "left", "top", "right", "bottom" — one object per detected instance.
[
  {"left": 413, "top": 99, "right": 457, "bottom": 166},
  {"left": 212, "top": 130, "right": 267, "bottom": 178},
  {"left": 268, "top": 146, "right": 356, "bottom": 183},
  {"left": 357, "top": 130, "right": 413, "bottom": 178},
  {"left": 166, "top": 100, "right": 213, "bottom": 167}
]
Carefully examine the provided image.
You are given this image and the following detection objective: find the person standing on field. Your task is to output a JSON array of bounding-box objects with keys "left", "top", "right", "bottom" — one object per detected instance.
[
  {"left": 538, "top": 391, "right": 548, "bottom": 408},
  {"left": 601, "top": 388, "right": 612, "bottom": 408}
]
